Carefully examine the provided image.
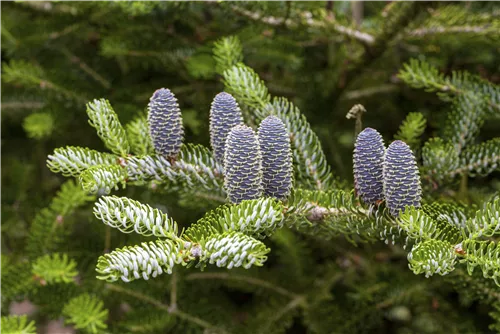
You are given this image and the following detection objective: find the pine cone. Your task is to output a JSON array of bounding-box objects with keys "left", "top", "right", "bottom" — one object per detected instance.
[
  {"left": 353, "top": 127, "right": 386, "bottom": 205},
  {"left": 209, "top": 92, "right": 243, "bottom": 163},
  {"left": 384, "top": 140, "right": 422, "bottom": 216},
  {"left": 147, "top": 88, "right": 184, "bottom": 157},
  {"left": 224, "top": 125, "right": 263, "bottom": 204},
  {"left": 258, "top": 116, "right": 293, "bottom": 200}
]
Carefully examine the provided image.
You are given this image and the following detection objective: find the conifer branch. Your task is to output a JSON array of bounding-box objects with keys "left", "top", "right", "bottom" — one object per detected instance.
[
  {"left": 79, "top": 164, "right": 127, "bottom": 194},
  {"left": 32, "top": 253, "right": 78, "bottom": 285},
  {"left": 96, "top": 239, "right": 184, "bottom": 282},
  {"left": 2, "top": 59, "right": 88, "bottom": 103},
  {"left": 228, "top": 4, "right": 375, "bottom": 45},
  {"left": 26, "top": 180, "right": 95, "bottom": 258},
  {"left": 1, "top": 315, "right": 37, "bottom": 334},
  {"left": 86, "top": 99, "right": 130, "bottom": 156},
  {"left": 62, "top": 294, "right": 109, "bottom": 334},
  {"left": 126, "top": 115, "right": 154, "bottom": 156},
  {"left": 93, "top": 196, "right": 180, "bottom": 238},
  {"left": 106, "top": 284, "right": 229, "bottom": 333},
  {"left": 47, "top": 146, "right": 117, "bottom": 177}
]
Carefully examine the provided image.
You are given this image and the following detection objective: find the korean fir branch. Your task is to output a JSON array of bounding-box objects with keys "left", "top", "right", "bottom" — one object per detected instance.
[
  {"left": 398, "top": 58, "right": 500, "bottom": 114},
  {"left": 422, "top": 137, "right": 500, "bottom": 181},
  {"left": 93, "top": 196, "right": 179, "bottom": 238},
  {"left": 94, "top": 195, "right": 279, "bottom": 283},
  {"left": 126, "top": 113, "right": 154, "bottom": 156},
  {"left": 86, "top": 98, "right": 130, "bottom": 156},
  {"left": 183, "top": 197, "right": 285, "bottom": 242},
  {"left": 263, "top": 98, "right": 333, "bottom": 190},
  {"left": 214, "top": 37, "right": 333, "bottom": 190}
]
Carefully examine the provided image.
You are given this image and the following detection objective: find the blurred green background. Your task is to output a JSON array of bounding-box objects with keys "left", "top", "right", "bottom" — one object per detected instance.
[{"left": 2, "top": 2, "right": 500, "bottom": 333}]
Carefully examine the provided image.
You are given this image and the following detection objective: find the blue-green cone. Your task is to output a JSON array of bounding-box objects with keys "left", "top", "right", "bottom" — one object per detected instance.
[
  {"left": 353, "top": 127, "right": 385, "bottom": 205},
  {"left": 147, "top": 88, "right": 184, "bottom": 157},
  {"left": 209, "top": 92, "right": 244, "bottom": 163},
  {"left": 224, "top": 125, "right": 263, "bottom": 204},
  {"left": 257, "top": 116, "right": 293, "bottom": 200},
  {"left": 383, "top": 140, "right": 422, "bottom": 216}
]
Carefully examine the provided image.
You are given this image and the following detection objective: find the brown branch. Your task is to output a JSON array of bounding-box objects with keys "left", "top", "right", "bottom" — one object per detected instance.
[{"left": 229, "top": 5, "right": 375, "bottom": 46}]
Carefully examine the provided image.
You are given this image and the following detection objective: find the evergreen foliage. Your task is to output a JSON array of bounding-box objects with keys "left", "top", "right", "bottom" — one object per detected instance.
[
  {"left": 1, "top": 315, "right": 36, "bottom": 334},
  {"left": 3, "top": 2, "right": 500, "bottom": 333}
]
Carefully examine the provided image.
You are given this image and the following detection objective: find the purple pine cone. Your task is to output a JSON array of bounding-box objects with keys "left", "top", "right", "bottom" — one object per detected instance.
[
  {"left": 147, "top": 88, "right": 184, "bottom": 157},
  {"left": 209, "top": 92, "right": 244, "bottom": 163},
  {"left": 353, "top": 128, "right": 385, "bottom": 205},
  {"left": 384, "top": 140, "right": 422, "bottom": 216},
  {"left": 224, "top": 125, "right": 263, "bottom": 204},
  {"left": 258, "top": 116, "right": 293, "bottom": 200}
]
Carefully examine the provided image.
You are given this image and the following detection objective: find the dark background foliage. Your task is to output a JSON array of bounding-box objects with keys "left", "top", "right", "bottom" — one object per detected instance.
[{"left": 2, "top": 1, "right": 499, "bottom": 333}]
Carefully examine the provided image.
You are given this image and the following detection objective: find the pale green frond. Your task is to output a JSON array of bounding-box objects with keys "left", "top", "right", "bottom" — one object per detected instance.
[
  {"left": 126, "top": 114, "right": 153, "bottom": 156},
  {"left": 458, "top": 138, "right": 500, "bottom": 177},
  {"left": 201, "top": 231, "right": 270, "bottom": 270},
  {"left": 422, "top": 138, "right": 459, "bottom": 180},
  {"left": 62, "top": 294, "right": 109, "bottom": 334},
  {"left": 394, "top": 112, "right": 426, "bottom": 150},
  {"left": 260, "top": 98, "right": 333, "bottom": 190},
  {"left": 465, "top": 198, "right": 500, "bottom": 239},
  {"left": 444, "top": 92, "right": 485, "bottom": 153},
  {"left": 23, "top": 112, "right": 54, "bottom": 139},
  {"left": 408, "top": 239, "right": 457, "bottom": 277},
  {"left": 96, "top": 239, "right": 184, "bottom": 282},
  {"left": 93, "top": 196, "right": 179, "bottom": 238},
  {"left": 461, "top": 239, "right": 500, "bottom": 286},
  {"left": 79, "top": 164, "right": 127, "bottom": 194},
  {"left": 223, "top": 63, "right": 270, "bottom": 109},
  {"left": 1, "top": 315, "right": 36, "bottom": 334},
  {"left": 86, "top": 98, "right": 130, "bottom": 156},
  {"left": 47, "top": 146, "right": 117, "bottom": 177},
  {"left": 32, "top": 253, "right": 78, "bottom": 285},
  {"left": 183, "top": 197, "right": 284, "bottom": 242},
  {"left": 125, "top": 144, "right": 224, "bottom": 192},
  {"left": 213, "top": 36, "right": 244, "bottom": 75}
]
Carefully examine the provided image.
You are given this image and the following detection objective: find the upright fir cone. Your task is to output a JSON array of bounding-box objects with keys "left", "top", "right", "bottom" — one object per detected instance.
[
  {"left": 353, "top": 127, "right": 385, "bottom": 205},
  {"left": 224, "top": 125, "right": 263, "bottom": 204},
  {"left": 257, "top": 116, "right": 293, "bottom": 200},
  {"left": 383, "top": 140, "right": 422, "bottom": 216},
  {"left": 209, "top": 92, "right": 244, "bottom": 163},
  {"left": 147, "top": 88, "right": 184, "bottom": 157}
]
